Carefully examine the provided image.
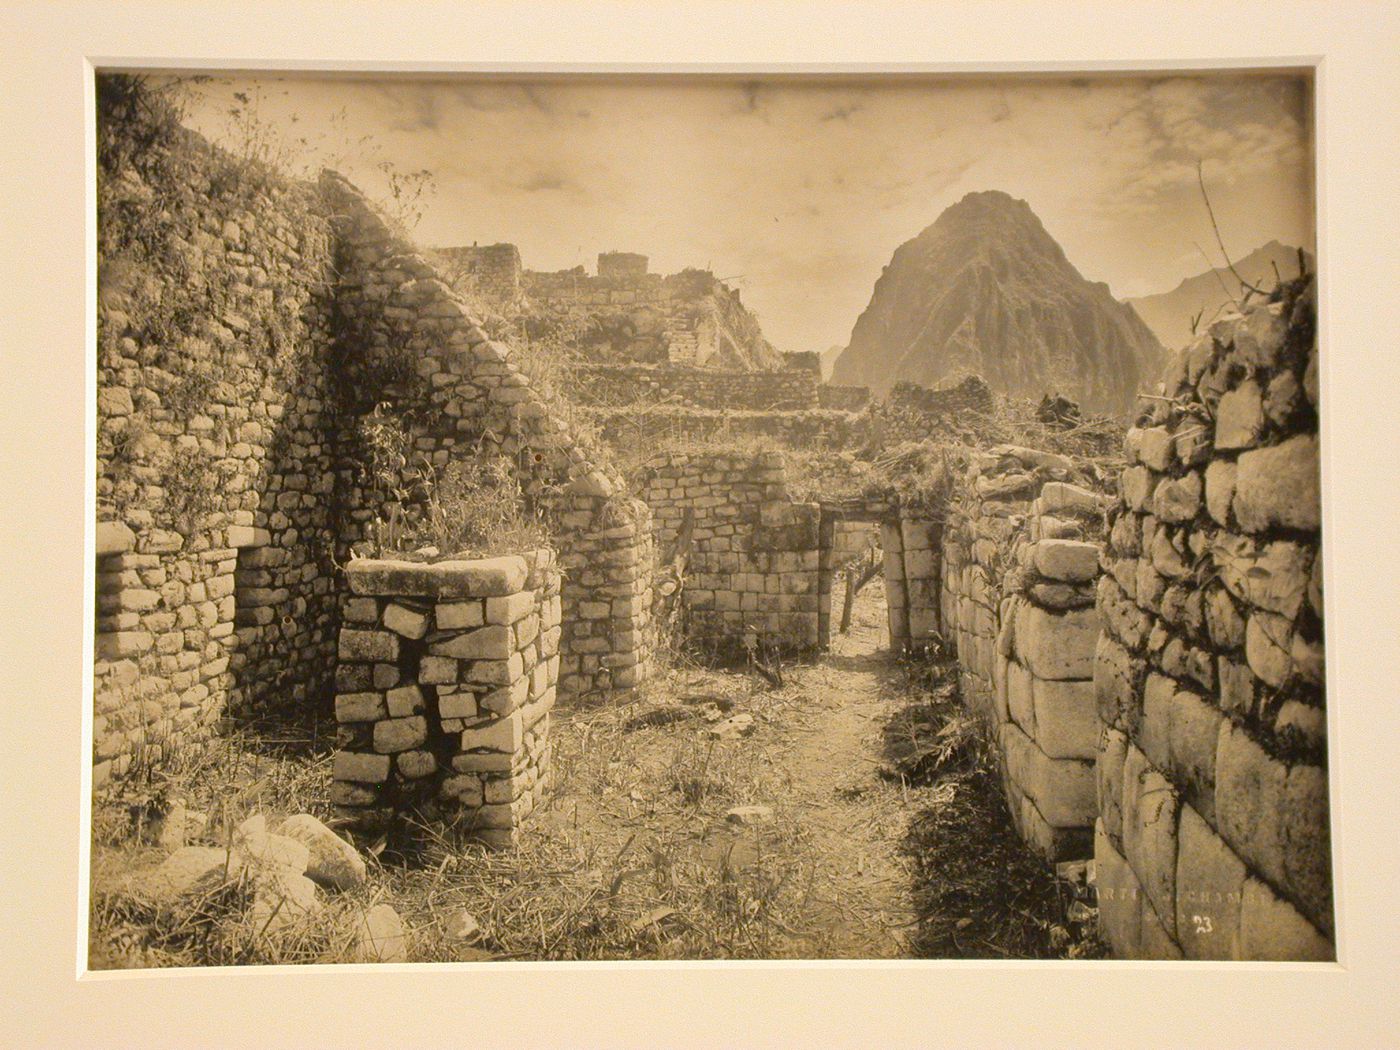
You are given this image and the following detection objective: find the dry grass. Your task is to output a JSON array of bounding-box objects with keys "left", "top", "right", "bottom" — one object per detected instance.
[
  {"left": 89, "top": 597, "right": 1107, "bottom": 967},
  {"left": 883, "top": 655, "right": 1108, "bottom": 960}
]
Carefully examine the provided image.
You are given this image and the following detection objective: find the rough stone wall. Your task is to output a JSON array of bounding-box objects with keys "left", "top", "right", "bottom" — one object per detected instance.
[
  {"left": 637, "top": 451, "right": 823, "bottom": 655},
  {"left": 890, "top": 375, "right": 996, "bottom": 418},
  {"left": 95, "top": 117, "right": 341, "bottom": 787},
  {"left": 939, "top": 446, "right": 1113, "bottom": 862},
  {"left": 881, "top": 518, "right": 942, "bottom": 651},
  {"left": 520, "top": 266, "right": 780, "bottom": 369},
  {"left": 597, "top": 251, "right": 648, "bottom": 279},
  {"left": 584, "top": 405, "right": 869, "bottom": 452},
  {"left": 570, "top": 362, "right": 820, "bottom": 411},
  {"left": 333, "top": 551, "right": 558, "bottom": 845},
  {"left": 320, "top": 172, "right": 654, "bottom": 706},
  {"left": 435, "top": 243, "right": 523, "bottom": 305},
  {"left": 819, "top": 384, "right": 872, "bottom": 411},
  {"left": 1095, "top": 281, "right": 1331, "bottom": 960}
]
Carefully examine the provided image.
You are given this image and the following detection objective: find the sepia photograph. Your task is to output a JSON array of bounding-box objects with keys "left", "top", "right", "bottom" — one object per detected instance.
[{"left": 88, "top": 65, "right": 1331, "bottom": 970}]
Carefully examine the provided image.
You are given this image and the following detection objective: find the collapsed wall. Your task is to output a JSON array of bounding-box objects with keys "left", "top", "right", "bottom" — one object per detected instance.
[
  {"left": 1095, "top": 280, "right": 1331, "bottom": 960},
  {"left": 940, "top": 446, "right": 1113, "bottom": 861}
]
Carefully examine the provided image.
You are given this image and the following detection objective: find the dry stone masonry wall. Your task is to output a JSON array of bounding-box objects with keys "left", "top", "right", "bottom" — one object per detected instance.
[
  {"left": 637, "top": 451, "right": 825, "bottom": 656},
  {"left": 940, "top": 446, "right": 1113, "bottom": 862},
  {"left": 1095, "top": 279, "right": 1331, "bottom": 960},
  {"left": 95, "top": 121, "right": 341, "bottom": 785},
  {"left": 333, "top": 552, "right": 559, "bottom": 845},
  {"left": 320, "top": 172, "right": 655, "bottom": 707},
  {"left": 571, "top": 362, "right": 820, "bottom": 411},
  {"left": 94, "top": 99, "right": 654, "bottom": 797}
]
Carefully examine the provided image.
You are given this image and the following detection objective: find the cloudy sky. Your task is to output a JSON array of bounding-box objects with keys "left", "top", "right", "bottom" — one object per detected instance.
[{"left": 171, "top": 72, "right": 1313, "bottom": 354}]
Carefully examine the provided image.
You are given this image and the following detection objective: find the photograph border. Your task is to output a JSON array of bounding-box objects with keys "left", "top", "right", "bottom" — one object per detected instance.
[{"left": 3, "top": 2, "right": 1397, "bottom": 1046}]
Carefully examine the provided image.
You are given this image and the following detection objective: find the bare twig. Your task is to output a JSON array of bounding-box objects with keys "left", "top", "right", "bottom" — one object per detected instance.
[{"left": 1196, "top": 160, "right": 1266, "bottom": 298}]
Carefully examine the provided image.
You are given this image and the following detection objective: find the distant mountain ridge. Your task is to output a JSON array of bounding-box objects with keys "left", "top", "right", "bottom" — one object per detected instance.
[
  {"left": 1126, "top": 240, "right": 1313, "bottom": 352},
  {"left": 829, "top": 190, "right": 1165, "bottom": 415}
]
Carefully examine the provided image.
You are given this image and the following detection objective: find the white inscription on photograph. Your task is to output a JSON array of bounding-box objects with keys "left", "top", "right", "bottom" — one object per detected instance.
[{"left": 90, "top": 70, "right": 1326, "bottom": 965}]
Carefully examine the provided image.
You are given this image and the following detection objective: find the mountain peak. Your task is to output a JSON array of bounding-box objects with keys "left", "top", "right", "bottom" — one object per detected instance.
[{"left": 830, "top": 194, "right": 1164, "bottom": 414}]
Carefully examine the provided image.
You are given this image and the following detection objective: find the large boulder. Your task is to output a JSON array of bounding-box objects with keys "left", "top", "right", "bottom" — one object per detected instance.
[{"left": 276, "top": 814, "right": 368, "bottom": 890}]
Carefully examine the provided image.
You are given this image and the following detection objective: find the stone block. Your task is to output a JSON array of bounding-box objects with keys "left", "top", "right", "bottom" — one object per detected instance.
[
  {"left": 1239, "top": 876, "right": 1333, "bottom": 961},
  {"left": 334, "top": 751, "right": 391, "bottom": 784},
  {"left": 1093, "top": 633, "right": 1139, "bottom": 730},
  {"left": 374, "top": 716, "right": 427, "bottom": 754},
  {"left": 335, "top": 692, "right": 384, "bottom": 723},
  {"left": 1040, "top": 482, "right": 1101, "bottom": 516},
  {"left": 1139, "top": 673, "right": 1175, "bottom": 772},
  {"left": 1214, "top": 380, "right": 1265, "bottom": 450},
  {"left": 1167, "top": 687, "right": 1223, "bottom": 822},
  {"left": 439, "top": 774, "right": 485, "bottom": 807},
  {"left": 1282, "top": 763, "right": 1333, "bottom": 934},
  {"left": 1014, "top": 737, "right": 1095, "bottom": 828},
  {"left": 1204, "top": 460, "right": 1237, "bottom": 527},
  {"left": 1014, "top": 603, "right": 1100, "bottom": 680},
  {"left": 1153, "top": 471, "right": 1202, "bottom": 523},
  {"left": 1215, "top": 719, "right": 1287, "bottom": 890},
  {"left": 486, "top": 591, "right": 535, "bottom": 625},
  {"left": 343, "top": 597, "right": 379, "bottom": 624},
  {"left": 1234, "top": 435, "right": 1320, "bottom": 534},
  {"left": 1245, "top": 611, "right": 1294, "bottom": 688},
  {"left": 382, "top": 602, "right": 430, "bottom": 639},
  {"left": 992, "top": 651, "right": 1010, "bottom": 725},
  {"left": 338, "top": 629, "right": 398, "bottom": 663},
  {"left": 346, "top": 556, "right": 527, "bottom": 597},
  {"left": 386, "top": 684, "right": 425, "bottom": 718},
  {"left": 1095, "top": 821, "right": 1144, "bottom": 958},
  {"left": 438, "top": 689, "right": 480, "bottom": 720},
  {"left": 419, "top": 656, "right": 458, "bottom": 685},
  {"left": 1123, "top": 762, "right": 1179, "bottom": 942},
  {"left": 96, "top": 521, "right": 136, "bottom": 556},
  {"left": 1139, "top": 899, "right": 1183, "bottom": 959},
  {"left": 396, "top": 750, "right": 438, "bottom": 780},
  {"left": 1031, "top": 677, "right": 1097, "bottom": 759},
  {"left": 1032, "top": 539, "right": 1101, "bottom": 583},
  {"left": 1174, "top": 803, "right": 1245, "bottom": 960},
  {"left": 359, "top": 658, "right": 394, "bottom": 690},
  {"left": 460, "top": 711, "right": 524, "bottom": 753},
  {"left": 436, "top": 601, "right": 485, "bottom": 629},
  {"left": 1006, "top": 659, "right": 1035, "bottom": 734},
  {"left": 429, "top": 624, "right": 513, "bottom": 660},
  {"left": 1098, "top": 726, "right": 1129, "bottom": 843}
]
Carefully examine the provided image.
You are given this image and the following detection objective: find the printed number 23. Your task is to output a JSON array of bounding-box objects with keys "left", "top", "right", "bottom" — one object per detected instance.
[{"left": 1192, "top": 914, "right": 1213, "bottom": 935}]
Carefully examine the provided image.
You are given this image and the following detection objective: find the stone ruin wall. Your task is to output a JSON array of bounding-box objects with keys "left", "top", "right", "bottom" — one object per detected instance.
[
  {"left": 521, "top": 264, "right": 778, "bottom": 369},
  {"left": 570, "top": 362, "right": 821, "bottom": 411},
  {"left": 333, "top": 551, "right": 559, "bottom": 844},
  {"left": 636, "top": 451, "right": 826, "bottom": 656},
  {"left": 922, "top": 285, "right": 1333, "bottom": 959},
  {"left": 584, "top": 405, "right": 869, "bottom": 453},
  {"left": 819, "top": 384, "right": 872, "bottom": 412},
  {"left": 940, "top": 447, "right": 1112, "bottom": 863},
  {"left": 94, "top": 131, "right": 342, "bottom": 788},
  {"left": 94, "top": 110, "right": 654, "bottom": 795},
  {"left": 1095, "top": 281, "right": 1331, "bottom": 961},
  {"left": 890, "top": 375, "right": 997, "bottom": 418},
  {"left": 319, "top": 172, "right": 656, "bottom": 709},
  {"left": 435, "top": 243, "right": 523, "bottom": 305}
]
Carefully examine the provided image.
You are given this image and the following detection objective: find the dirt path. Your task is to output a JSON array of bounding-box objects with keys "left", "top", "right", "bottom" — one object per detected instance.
[{"left": 751, "top": 581, "right": 926, "bottom": 957}]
